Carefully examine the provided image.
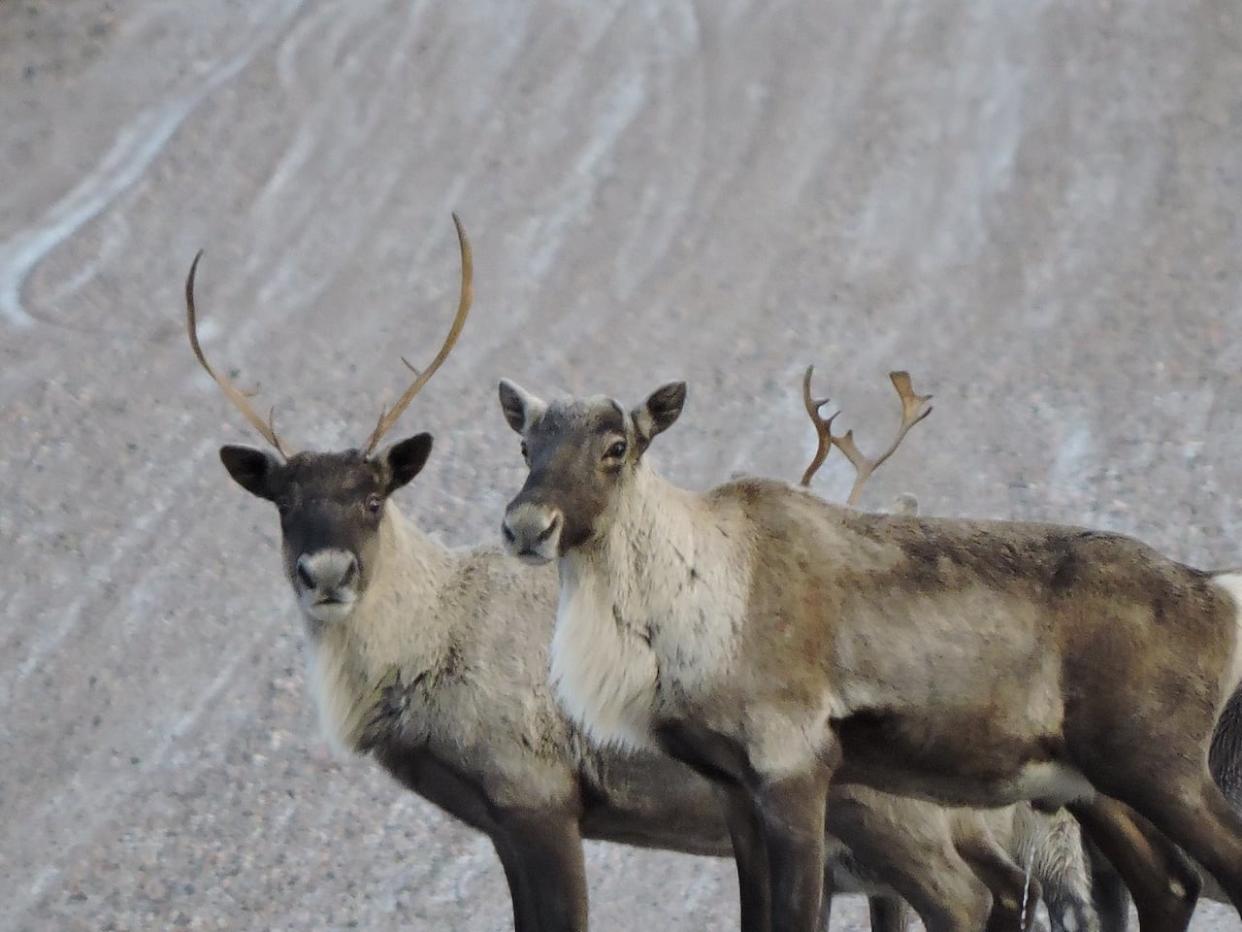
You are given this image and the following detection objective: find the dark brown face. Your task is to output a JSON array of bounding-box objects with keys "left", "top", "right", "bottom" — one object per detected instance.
[
  {"left": 219, "top": 434, "right": 432, "bottom": 623},
  {"left": 498, "top": 380, "right": 686, "bottom": 563}
]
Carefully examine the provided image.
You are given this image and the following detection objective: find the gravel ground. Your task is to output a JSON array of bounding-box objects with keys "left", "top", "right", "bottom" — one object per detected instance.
[{"left": 2, "top": 1, "right": 1241, "bottom": 930}]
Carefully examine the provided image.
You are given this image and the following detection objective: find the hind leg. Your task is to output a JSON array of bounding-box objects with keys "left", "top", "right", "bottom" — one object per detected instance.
[
  {"left": 1082, "top": 836, "right": 1131, "bottom": 932},
  {"left": 1123, "top": 772, "right": 1242, "bottom": 912},
  {"left": 954, "top": 834, "right": 1042, "bottom": 932},
  {"left": 826, "top": 788, "right": 990, "bottom": 932},
  {"left": 1068, "top": 796, "right": 1200, "bottom": 932},
  {"left": 868, "top": 895, "right": 911, "bottom": 932},
  {"left": 818, "top": 876, "right": 833, "bottom": 930}
]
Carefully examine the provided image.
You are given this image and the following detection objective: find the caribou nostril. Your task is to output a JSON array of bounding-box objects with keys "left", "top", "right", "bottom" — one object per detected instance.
[
  {"left": 296, "top": 558, "right": 315, "bottom": 590},
  {"left": 502, "top": 522, "right": 516, "bottom": 544},
  {"left": 341, "top": 556, "right": 358, "bottom": 586},
  {"left": 536, "top": 513, "right": 561, "bottom": 544}
]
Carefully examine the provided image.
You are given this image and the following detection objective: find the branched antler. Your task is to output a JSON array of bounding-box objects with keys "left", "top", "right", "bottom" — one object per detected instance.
[
  {"left": 185, "top": 250, "right": 293, "bottom": 458},
  {"left": 362, "top": 213, "right": 474, "bottom": 455},
  {"left": 800, "top": 367, "right": 933, "bottom": 506}
]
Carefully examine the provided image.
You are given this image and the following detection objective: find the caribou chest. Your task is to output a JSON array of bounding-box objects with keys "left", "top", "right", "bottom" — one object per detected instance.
[{"left": 550, "top": 506, "right": 748, "bottom": 750}]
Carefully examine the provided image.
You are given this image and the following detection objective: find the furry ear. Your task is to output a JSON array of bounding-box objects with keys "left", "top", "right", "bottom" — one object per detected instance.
[
  {"left": 220, "top": 445, "right": 281, "bottom": 500},
  {"left": 498, "top": 379, "right": 546, "bottom": 434},
  {"left": 632, "top": 382, "right": 687, "bottom": 446},
  {"left": 381, "top": 433, "right": 433, "bottom": 493}
]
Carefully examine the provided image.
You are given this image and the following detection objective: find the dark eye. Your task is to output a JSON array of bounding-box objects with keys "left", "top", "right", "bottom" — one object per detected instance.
[
  {"left": 604, "top": 440, "right": 627, "bottom": 460},
  {"left": 366, "top": 493, "right": 383, "bottom": 514},
  {"left": 520, "top": 441, "right": 529, "bottom": 463}
]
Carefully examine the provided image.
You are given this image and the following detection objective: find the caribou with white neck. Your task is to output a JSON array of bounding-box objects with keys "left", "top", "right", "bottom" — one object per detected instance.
[{"left": 499, "top": 374, "right": 1242, "bottom": 932}]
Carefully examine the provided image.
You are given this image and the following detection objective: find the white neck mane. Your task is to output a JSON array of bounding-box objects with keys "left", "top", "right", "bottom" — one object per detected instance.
[
  {"left": 553, "top": 465, "right": 749, "bottom": 750},
  {"left": 307, "top": 502, "right": 456, "bottom": 753}
]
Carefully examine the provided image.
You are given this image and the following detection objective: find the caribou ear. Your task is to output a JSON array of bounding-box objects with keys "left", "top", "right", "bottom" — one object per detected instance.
[
  {"left": 381, "top": 433, "right": 433, "bottom": 493},
  {"left": 220, "top": 445, "right": 280, "bottom": 500},
  {"left": 498, "top": 379, "right": 546, "bottom": 434},
  {"left": 632, "top": 381, "right": 687, "bottom": 446}
]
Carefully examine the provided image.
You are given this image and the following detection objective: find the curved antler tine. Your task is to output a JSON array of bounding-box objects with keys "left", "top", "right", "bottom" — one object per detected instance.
[
  {"left": 800, "top": 365, "right": 838, "bottom": 487},
  {"left": 889, "top": 371, "right": 934, "bottom": 425},
  {"left": 802, "top": 366, "right": 818, "bottom": 416},
  {"left": 363, "top": 213, "right": 474, "bottom": 455},
  {"left": 266, "top": 407, "right": 288, "bottom": 459},
  {"left": 185, "top": 251, "right": 291, "bottom": 458}
]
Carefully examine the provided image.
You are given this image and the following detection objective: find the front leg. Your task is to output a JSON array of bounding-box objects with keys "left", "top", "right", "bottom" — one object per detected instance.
[
  {"left": 719, "top": 783, "right": 773, "bottom": 932},
  {"left": 657, "top": 720, "right": 776, "bottom": 932},
  {"left": 754, "top": 769, "right": 831, "bottom": 932},
  {"left": 496, "top": 809, "right": 589, "bottom": 932},
  {"left": 491, "top": 833, "right": 542, "bottom": 932}
]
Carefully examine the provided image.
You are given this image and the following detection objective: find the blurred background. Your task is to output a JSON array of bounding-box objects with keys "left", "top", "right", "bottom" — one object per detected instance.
[{"left": 2, "top": 1, "right": 1240, "bottom": 929}]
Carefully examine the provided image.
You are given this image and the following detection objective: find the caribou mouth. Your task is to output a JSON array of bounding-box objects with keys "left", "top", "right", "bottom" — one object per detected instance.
[{"left": 515, "top": 550, "right": 552, "bottom": 566}]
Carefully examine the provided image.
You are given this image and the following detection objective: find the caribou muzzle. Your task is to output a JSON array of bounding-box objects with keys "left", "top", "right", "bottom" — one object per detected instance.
[
  {"left": 295, "top": 548, "right": 360, "bottom": 622},
  {"left": 502, "top": 499, "right": 563, "bottom": 564}
]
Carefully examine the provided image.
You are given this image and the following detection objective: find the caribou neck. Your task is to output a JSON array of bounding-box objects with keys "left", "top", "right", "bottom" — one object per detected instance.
[
  {"left": 562, "top": 466, "right": 712, "bottom": 611},
  {"left": 554, "top": 464, "right": 748, "bottom": 746},
  {"left": 307, "top": 501, "right": 457, "bottom": 753}
]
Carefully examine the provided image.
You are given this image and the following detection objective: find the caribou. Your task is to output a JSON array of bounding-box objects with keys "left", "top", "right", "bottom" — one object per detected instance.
[
  {"left": 189, "top": 217, "right": 1097, "bottom": 931},
  {"left": 499, "top": 367, "right": 1242, "bottom": 932},
  {"left": 799, "top": 370, "right": 1242, "bottom": 932}
]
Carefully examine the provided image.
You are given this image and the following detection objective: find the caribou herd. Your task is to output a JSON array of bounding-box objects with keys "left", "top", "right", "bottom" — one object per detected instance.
[{"left": 188, "top": 216, "right": 1242, "bottom": 931}]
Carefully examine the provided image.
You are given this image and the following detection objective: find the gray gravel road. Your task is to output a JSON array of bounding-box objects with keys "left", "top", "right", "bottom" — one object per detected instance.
[{"left": 2, "top": 1, "right": 1241, "bottom": 930}]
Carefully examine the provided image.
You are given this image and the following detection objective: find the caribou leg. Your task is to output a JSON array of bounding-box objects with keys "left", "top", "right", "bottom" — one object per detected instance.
[
  {"left": 867, "top": 896, "right": 911, "bottom": 932},
  {"left": 1130, "top": 772, "right": 1242, "bottom": 913},
  {"left": 819, "top": 874, "right": 835, "bottom": 930},
  {"left": 496, "top": 809, "right": 589, "bottom": 932},
  {"left": 1068, "top": 796, "right": 1200, "bottom": 932},
  {"left": 720, "top": 782, "right": 773, "bottom": 932},
  {"left": 824, "top": 788, "right": 989, "bottom": 932},
  {"left": 491, "top": 833, "right": 542, "bottom": 932},
  {"left": 957, "top": 846, "right": 1041, "bottom": 932},
  {"left": 1082, "top": 836, "right": 1132, "bottom": 932},
  {"left": 655, "top": 722, "right": 778, "bottom": 932},
  {"left": 755, "top": 769, "right": 831, "bottom": 932}
]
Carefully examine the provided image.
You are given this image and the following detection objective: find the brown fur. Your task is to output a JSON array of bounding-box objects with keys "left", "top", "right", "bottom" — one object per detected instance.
[
  {"left": 222, "top": 443, "right": 1071, "bottom": 932},
  {"left": 501, "top": 383, "right": 1242, "bottom": 932}
]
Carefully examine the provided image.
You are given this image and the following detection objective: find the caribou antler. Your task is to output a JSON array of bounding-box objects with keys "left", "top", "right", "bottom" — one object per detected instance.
[
  {"left": 800, "top": 367, "right": 933, "bottom": 506},
  {"left": 362, "top": 213, "right": 474, "bottom": 455},
  {"left": 185, "top": 251, "right": 292, "bottom": 458},
  {"left": 800, "top": 365, "right": 839, "bottom": 486},
  {"left": 834, "top": 371, "right": 933, "bottom": 506}
]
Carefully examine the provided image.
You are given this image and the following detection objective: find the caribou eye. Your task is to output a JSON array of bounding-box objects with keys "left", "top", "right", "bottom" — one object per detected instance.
[
  {"left": 605, "top": 440, "right": 627, "bottom": 460},
  {"left": 520, "top": 441, "right": 529, "bottom": 463},
  {"left": 366, "top": 493, "right": 383, "bottom": 514}
]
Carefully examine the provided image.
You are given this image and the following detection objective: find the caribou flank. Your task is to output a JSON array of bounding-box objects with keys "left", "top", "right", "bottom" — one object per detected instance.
[
  {"left": 189, "top": 219, "right": 1088, "bottom": 931},
  {"left": 500, "top": 373, "right": 1242, "bottom": 932}
]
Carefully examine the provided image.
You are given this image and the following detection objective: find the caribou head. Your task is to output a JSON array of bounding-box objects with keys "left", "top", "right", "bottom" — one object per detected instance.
[
  {"left": 188, "top": 216, "right": 473, "bottom": 623},
  {"left": 497, "top": 380, "right": 687, "bottom": 563}
]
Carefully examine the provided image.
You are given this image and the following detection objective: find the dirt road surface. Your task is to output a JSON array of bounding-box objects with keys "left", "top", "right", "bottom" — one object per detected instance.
[{"left": 3, "top": 1, "right": 1240, "bottom": 929}]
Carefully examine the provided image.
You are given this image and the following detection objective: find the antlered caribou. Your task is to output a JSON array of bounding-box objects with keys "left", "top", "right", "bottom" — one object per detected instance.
[
  {"left": 500, "top": 371, "right": 1242, "bottom": 932},
  {"left": 191, "top": 217, "right": 1095, "bottom": 931}
]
